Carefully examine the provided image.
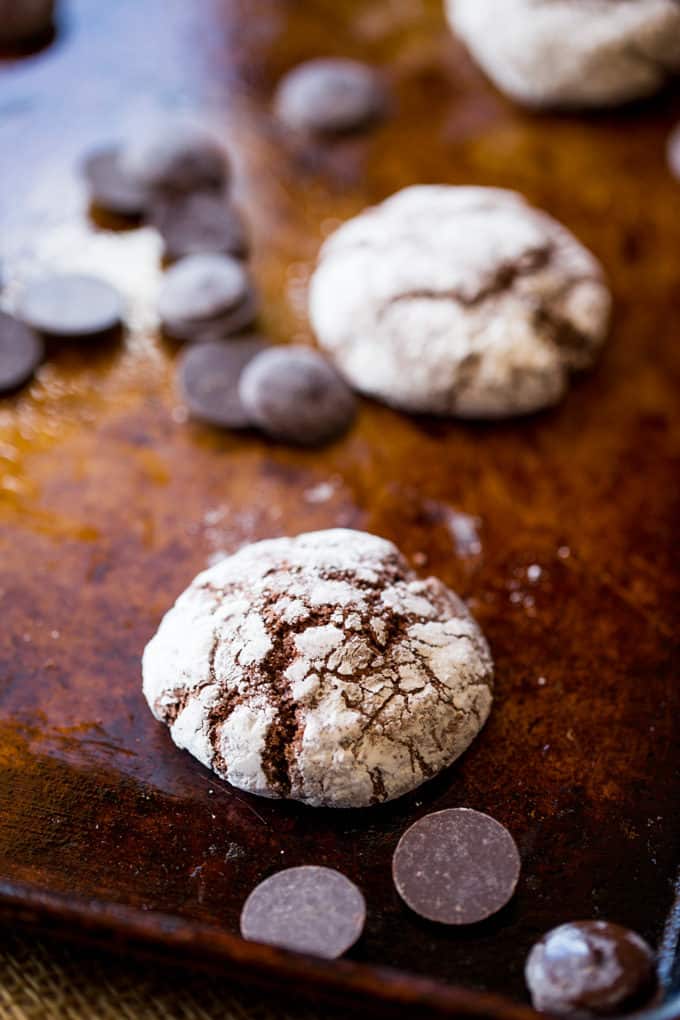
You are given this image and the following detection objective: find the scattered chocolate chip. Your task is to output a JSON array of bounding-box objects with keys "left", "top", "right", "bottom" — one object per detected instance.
[
  {"left": 392, "top": 808, "right": 521, "bottom": 925},
  {"left": 525, "top": 921, "right": 658, "bottom": 1017},
  {"left": 158, "top": 253, "right": 257, "bottom": 343},
  {"left": 177, "top": 336, "right": 268, "bottom": 428},
  {"left": 238, "top": 345, "right": 356, "bottom": 446},
  {"left": 0, "top": 0, "right": 54, "bottom": 45},
  {"left": 121, "top": 122, "right": 228, "bottom": 194},
  {"left": 240, "top": 866, "right": 366, "bottom": 959},
  {"left": 81, "top": 146, "right": 149, "bottom": 218},
  {"left": 0, "top": 312, "right": 44, "bottom": 393},
  {"left": 150, "top": 191, "right": 248, "bottom": 262},
  {"left": 17, "top": 273, "right": 123, "bottom": 338},
  {"left": 274, "top": 58, "right": 388, "bottom": 135}
]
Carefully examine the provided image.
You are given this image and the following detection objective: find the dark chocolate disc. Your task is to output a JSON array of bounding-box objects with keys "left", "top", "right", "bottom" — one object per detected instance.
[
  {"left": 121, "top": 123, "right": 228, "bottom": 194},
  {"left": 150, "top": 191, "right": 248, "bottom": 262},
  {"left": 240, "top": 866, "right": 366, "bottom": 960},
  {"left": 82, "top": 146, "right": 149, "bottom": 218},
  {"left": 17, "top": 274, "right": 123, "bottom": 338},
  {"left": 177, "top": 336, "right": 268, "bottom": 428},
  {"left": 392, "top": 808, "right": 521, "bottom": 925},
  {"left": 0, "top": 312, "right": 44, "bottom": 393},
  {"left": 0, "top": 0, "right": 54, "bottom": 45},
  {"left": 238, "top": 345, "right": 356, "bottom": 446},
  {"left": 274, "top": 58, "right": 388, "bottom": 135},
  {"left": 158, "top": 254, "right": 257, "bottom": 342}
]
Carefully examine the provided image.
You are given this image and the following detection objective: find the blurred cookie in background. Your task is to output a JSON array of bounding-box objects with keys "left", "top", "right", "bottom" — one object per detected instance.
[
  {"left": 310, "top": 185, "right": 611, "bottom": 419},
  {"left": 447, "top": 0, "right": 680, "bottom": 108}
]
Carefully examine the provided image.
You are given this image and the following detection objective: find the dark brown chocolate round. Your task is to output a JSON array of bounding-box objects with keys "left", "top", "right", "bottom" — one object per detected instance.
[
  {"left": 158, "top": 253, "right": 257, "bottom": 343},
  {"left": 177, "top": 336, "right": 268, "bottom": 428},
  {"left": 0, "top": 312, "right": 44, "bottom": 393},
  {"left": 17, "top": 273, "right": 123, "bottom": 338},
  {"left": 121, "top": 122, "right": 228, "bottom": 194},
  {"left": 392, "top": 808, "right": 521, "bottom": 925},
  {"left": 525, "top": 921, "right": 657, "bottom": 1017},
  {"left": 238, "top": 345, "right": 356, "bottom": 446},
  {"left": 82, "top": 146, "right": 149, "bottom": 218},
  {"left": 274, "top": 58, "right": 388, "bottom": 135},
  {"left": 150, "top": 191, "right": 248, "bottom": 262},
  {"left": 0, "top": 0, "right": 54, "bottom": 45},
  {"left": 240, "top": 865, "right": 366, "bottom": 960}
]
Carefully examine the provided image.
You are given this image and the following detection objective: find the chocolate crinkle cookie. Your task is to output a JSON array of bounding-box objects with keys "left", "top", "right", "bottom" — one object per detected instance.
[
  {"left": 142, "top": 529, "right": 493, "bottom": 808},
  {"left": 447, "top": 0, "right": 680, "bottom": 109},
  {"left": 309, "top": 185, "right": 611, "bottom": 419}
]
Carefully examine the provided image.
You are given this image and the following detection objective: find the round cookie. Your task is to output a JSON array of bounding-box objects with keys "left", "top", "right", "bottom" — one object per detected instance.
[
  {"left": 158, "top": 253, "right": 257, "bottom": 342},
  {"left": 446, "top": 0, "right": 680, "bottom": 109},
  {"left": 274, "top": 58, "right": 388, "bottom": 135},
  {"left": 142, "top": 528, "right": 493, "bottom": 809},
  {"left": 525, "top": 921, "right": 657, "bottom": 1016},
  {"left": 239, "top": 345, "right": 357, "bottom": 446},
  {"left": 309, "top": 186, "right": 611, "bottom": 418},
  {"left": 121, "top": 122, "right": 228, "bottom": 194}
]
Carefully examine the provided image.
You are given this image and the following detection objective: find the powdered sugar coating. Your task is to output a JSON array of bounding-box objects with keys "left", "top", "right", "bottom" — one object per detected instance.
[
  {"left": 142, "top": 528, "right": 493, "bottom": 808},
  {"left": 309, "top": 186, "right": 611, "bottom": 418},
  {"left": 525, "top": 921, "right": 656, "bottom": 1015},
  {"left": 447, "top": 0, "right": 680, "bottom": 109}
]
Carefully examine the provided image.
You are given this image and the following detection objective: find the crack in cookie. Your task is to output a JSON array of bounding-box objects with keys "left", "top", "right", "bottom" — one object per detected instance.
[{"left": 376, "top": 244, "right": 554, "bottom": 319}]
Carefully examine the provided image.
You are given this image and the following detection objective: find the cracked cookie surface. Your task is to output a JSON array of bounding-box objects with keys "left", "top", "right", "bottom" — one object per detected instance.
[
  {"left": 447, "top": 0, "right": 680, "bottom": 109},
  {"left": 309, "top": 186, "right": 611, "bottom": 418},
  {"left": 142, "top": 528, "right": 493, "bottom": 808}
]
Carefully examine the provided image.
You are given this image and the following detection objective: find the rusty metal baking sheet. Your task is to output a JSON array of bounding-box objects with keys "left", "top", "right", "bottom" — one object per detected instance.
[{"left": 0, "top": 1, "right": 678, "bottom": 1017}]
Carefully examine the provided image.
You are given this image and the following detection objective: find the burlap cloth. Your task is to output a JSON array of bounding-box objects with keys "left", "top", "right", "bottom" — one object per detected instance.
[{"left": 0, "top": 933, "right": 330, "bottom": 1020}]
